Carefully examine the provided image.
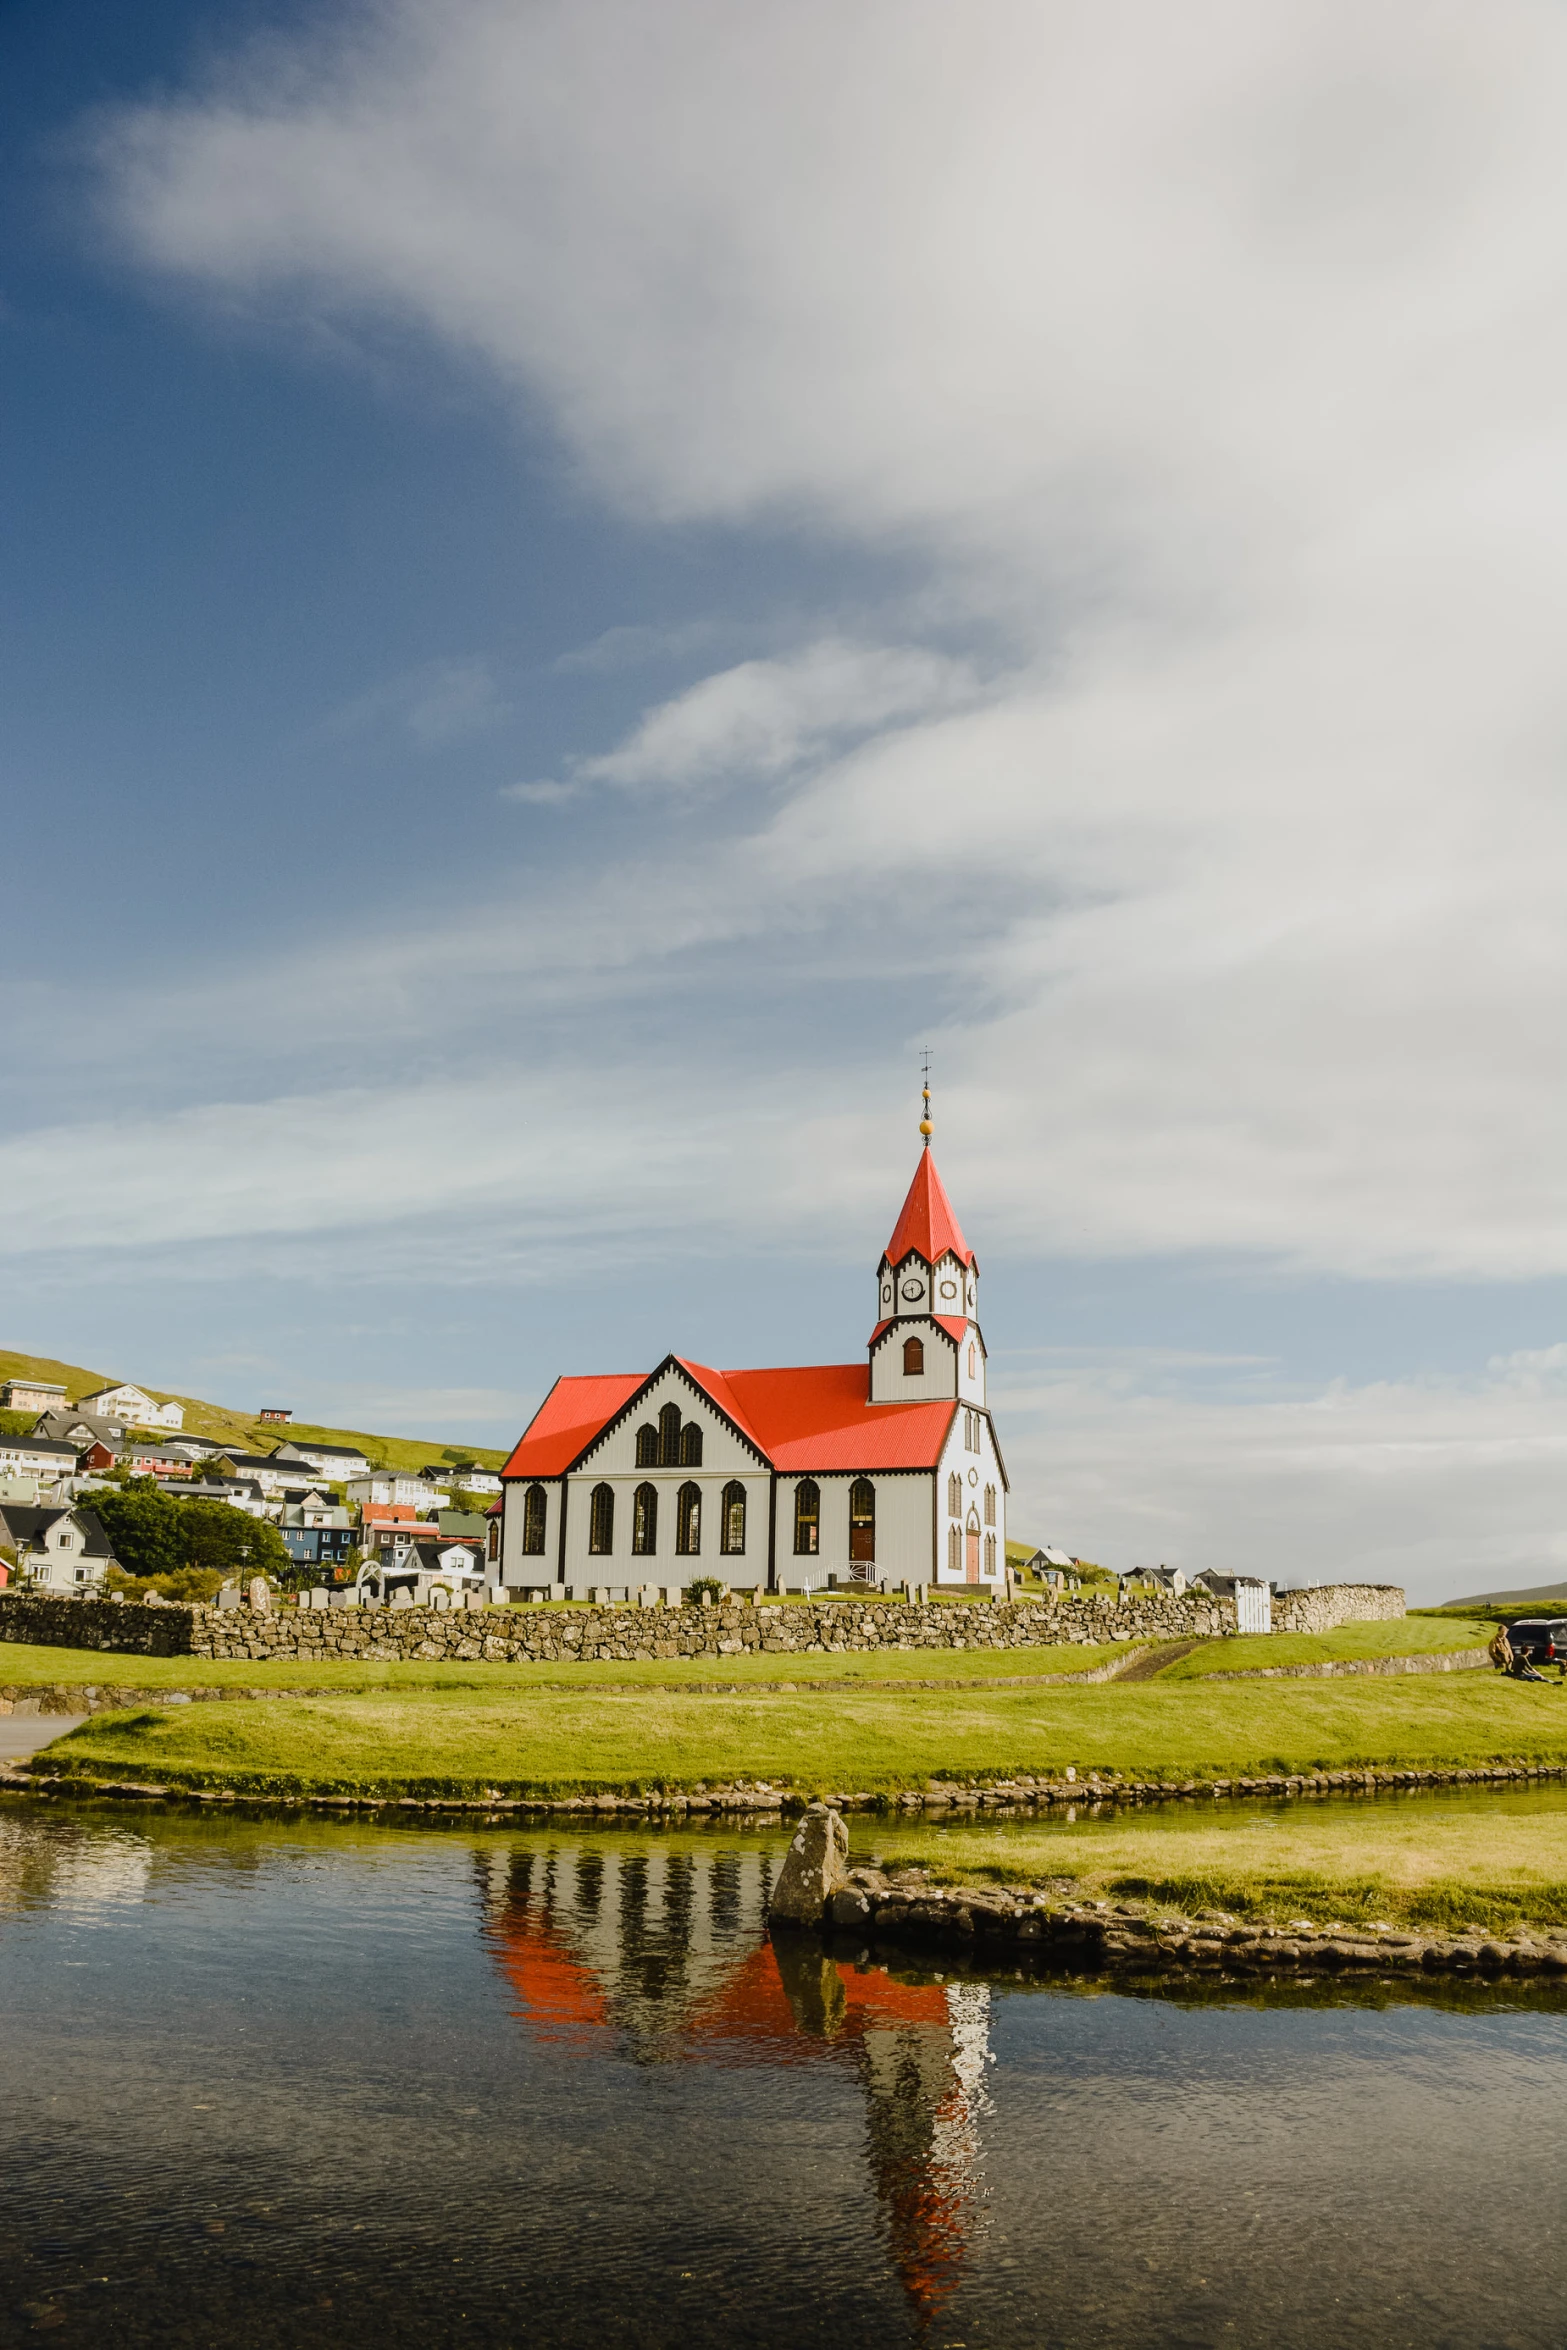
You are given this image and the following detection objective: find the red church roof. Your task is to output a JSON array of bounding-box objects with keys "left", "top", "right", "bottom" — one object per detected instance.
[
  {"left": 502, "top": 1358, "right": 955, "bottom": 1479},
  {"left": 881, "top": 1150, "right": 974, "bottom": 1269}
]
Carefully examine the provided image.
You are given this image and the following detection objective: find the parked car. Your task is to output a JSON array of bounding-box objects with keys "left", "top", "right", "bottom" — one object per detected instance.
[{"left": 1505, "top": 1617, "right": 1567, "bottom": 1666}]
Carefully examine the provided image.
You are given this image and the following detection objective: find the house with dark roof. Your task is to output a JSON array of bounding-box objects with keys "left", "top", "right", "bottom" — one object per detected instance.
[
  {"left": 498, "top": 1101, "right": 1008, "bottom": 1594},
  {"left": 0, "top": 1504, "right": 117, "bottom": 1592}
]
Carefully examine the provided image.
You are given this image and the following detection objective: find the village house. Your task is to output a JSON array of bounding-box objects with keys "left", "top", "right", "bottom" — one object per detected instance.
[
  {"left": 274, "top": 1438, "right": 373, "bottom": 1481},
  {"left": 278, "top": 1498, "right": 358, "bottom": 1572},
  {"left": 419, "top": 1462, "right": 502, "bottom": 1495},
  {"left": 497, "top": 1109, "right": 1008, "bottom": 1593},
  {"left": 0, "top": 1503, "right": 117, "bottom": 1592},
  {"left": 0, "top": 1432, "right": 82, "bottom": 1488},
  {"left": 33, "top": 1409, "right": 130, "bottom": 1451},
  {"left": 0, "top": 1377, "right": 67, "bottom": 1413},
  {"left": 347, "top": 1469, "right": 449, "bottom": 1510},
  {"left": 75, "top": 1384, "right": 184, "bottom": 1431}
]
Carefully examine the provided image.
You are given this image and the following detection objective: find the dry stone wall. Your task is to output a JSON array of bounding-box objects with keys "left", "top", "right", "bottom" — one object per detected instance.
[
  {"left": 1272, "top": 1584, "right": 1405, "bottom": 1634},
  {"left": 1, "top": 1581, "right": 1402, "bottom": 1668}
]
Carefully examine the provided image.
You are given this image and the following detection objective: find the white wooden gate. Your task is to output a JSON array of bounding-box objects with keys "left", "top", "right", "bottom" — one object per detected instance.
[{"left": 1234, "top": 1577, "right": 1272, "bottom": 1634}]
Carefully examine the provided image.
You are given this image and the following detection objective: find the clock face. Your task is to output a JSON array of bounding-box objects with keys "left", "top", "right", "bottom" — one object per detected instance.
[
  {"left": 938, "top": 1278, "right": 958, "bottom": 1301},
  {"left": 900, "top": 1279, "right": 925, "bottom": 1302},
  {"left": 966, "top": 1282, "right": 976, "bottom": 1308},
  {"left": 881, "top": 1283, "right": 893, "bottom": 1305}
]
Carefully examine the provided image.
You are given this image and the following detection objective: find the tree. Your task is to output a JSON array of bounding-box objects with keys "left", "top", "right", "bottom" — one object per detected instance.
[
  {"left": 178, "top": 1500, "right": 291, "bottom": 1582},
  {"left": 89, "top": 1483, "right": 188, "bottom": 1580}
]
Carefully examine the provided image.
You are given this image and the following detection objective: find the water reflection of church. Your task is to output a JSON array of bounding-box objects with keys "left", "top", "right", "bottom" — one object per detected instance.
[{"left": 479, "top": 1841, "right": 991, "bottom": 2326}]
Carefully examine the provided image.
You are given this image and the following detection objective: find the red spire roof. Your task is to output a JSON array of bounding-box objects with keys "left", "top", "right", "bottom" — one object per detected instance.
[{"left": 881, "top": 1150, "right": 974, "bottom": 1269}]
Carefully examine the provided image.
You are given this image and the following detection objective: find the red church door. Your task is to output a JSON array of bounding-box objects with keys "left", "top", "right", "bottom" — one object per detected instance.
[{"left": 965, "top": 1515, "right": 980, "bottom": 1582}]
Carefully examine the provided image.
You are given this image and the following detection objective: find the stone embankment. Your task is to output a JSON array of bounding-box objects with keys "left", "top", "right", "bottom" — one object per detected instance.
[
  {"left": 765, "top": 1804, "right": 1567, "bottom": 1984},
  {"left": 0, "top": 1582, "right": 1404, "bottom": 1669},
  {"left": 1205, "top": 1646, "right": 1490, "bottom": 1682}
]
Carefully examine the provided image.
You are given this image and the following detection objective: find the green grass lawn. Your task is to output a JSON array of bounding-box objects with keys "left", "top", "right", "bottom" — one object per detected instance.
[
  {"left": 894, "top": 1784, "right": 1567, "bottom": 1933},
  {"left": 1157, "top": 1616, "right": 1493, "bottom": 1678},
  {"left": 0, "top": 1637, "right": 1140, "bottom": 1693},
  {"left": 31, "top": 1672, "right": 1567, "bottom": 1800}
]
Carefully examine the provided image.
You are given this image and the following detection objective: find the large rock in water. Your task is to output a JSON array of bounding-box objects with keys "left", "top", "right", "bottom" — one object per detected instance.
[{"left": 768, "top": 1804, "right": 849, "bottom": 1926}]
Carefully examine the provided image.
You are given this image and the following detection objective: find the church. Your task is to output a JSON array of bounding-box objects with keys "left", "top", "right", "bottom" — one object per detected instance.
[{"left": 496, "top": 1097, "right": 1008, "bottom": 1593}]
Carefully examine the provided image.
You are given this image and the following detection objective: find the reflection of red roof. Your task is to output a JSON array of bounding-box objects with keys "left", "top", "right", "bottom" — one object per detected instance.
[
  {"left": 882, "top": 1152, "right": 974, "bottom": 1270},
  {"left": 504, "top": 1360, "right": 956, "bottom": 1478},
  {"left": 489, "top": 1913, "right": 612, "bottom": 2047}
]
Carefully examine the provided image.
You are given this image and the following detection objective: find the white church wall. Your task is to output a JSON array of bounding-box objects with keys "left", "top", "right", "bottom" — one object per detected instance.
[
  {"left": 499, "top": 1475, "right": 557, "bottom": 1586},
  {"left": 559, "top": 1466, "right": 770, "bottom": 1586},
  {"left": 771, "top": 1470, "right": 935, "bottom": 1588},
  {"left": 936, "top": 1409, "right": 1006, "bottom": 1585},
  {"left": 579, "top": 1365, "right": 760, "bottom": 1479}
]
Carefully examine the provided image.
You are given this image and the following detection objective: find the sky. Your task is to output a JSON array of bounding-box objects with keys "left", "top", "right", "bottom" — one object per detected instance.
[{"left": 3, "top": 0, "right": 1565, "bottom": 1601}]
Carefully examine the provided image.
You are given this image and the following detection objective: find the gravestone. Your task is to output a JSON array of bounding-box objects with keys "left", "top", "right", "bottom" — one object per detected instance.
[
  {"left": 247, "top": 1577, "right": 270, "bottom": 1615},
  {"left": 390, "top": 1587, "right": 413, "bottom": 1609},
  {"left": 216, "top": 1583, "right": 241, "bottom": 1611}
]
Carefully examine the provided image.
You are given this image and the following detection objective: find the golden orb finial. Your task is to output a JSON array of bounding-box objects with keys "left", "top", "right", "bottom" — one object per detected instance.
[{"left": 919, "top": 1072, "right": 933, "bottom": 1146}]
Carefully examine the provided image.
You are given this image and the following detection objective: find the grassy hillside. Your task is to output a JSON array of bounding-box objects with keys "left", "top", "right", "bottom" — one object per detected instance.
[{"left": 0, "top": 1347, "right": 509, "bottom": 1474}]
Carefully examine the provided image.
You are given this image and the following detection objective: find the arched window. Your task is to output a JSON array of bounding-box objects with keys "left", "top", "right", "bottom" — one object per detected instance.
[
  {"left": 521, "top": 1484, "right": 547, "bottom": 1555},
  {"left": 965, "top": 1508, "right": 981, "bottom": 1583},
  {"left": 659, "top": 1402, "right": 683, "bottom": 1465},
  {"left": 793, "top": 1479, "right": 820, "bottom": 1556},
  {"left": 984, "top": 1532, "right": 996, "bottom": 1575},
  {"left": 968, "top": 1343, "right": 977, "bottom": 1379},
  {"left": 947, "top": 1471, "right": 962, "bottom": 1516},
  {"left": 680, "top": 1421, "right": 704, "bottom": 1466},
  {"left": 676, "top": 1481, "right": 702, "bottom": 1556},
  {"left": 983, "top": 1483, "right": 996, "bottom": 1527},
  {"left": 635, "top": 1424, "right": 658, "bottom": 1467},
  {"left": 589, "top": 1482, "right": 615, "bottom": 1556},
  {"left": 721, "top": 1481, "right": 747, "bottom": 1555},
  {"left": 902, "top": 1336, "right": 924, "bottom": 1376},
  {"left": 947, "top": 1523, "right": 962, "bottom": 1576},
  {"left": 487, "top": 1518, "right": 499, "bottom": 1563},
  {"left": 632, "top": 1482, "right": 658, "bottom": 1556},
  {"left": 849, "top": 1478, "right": 875, "bottom": 1565}
]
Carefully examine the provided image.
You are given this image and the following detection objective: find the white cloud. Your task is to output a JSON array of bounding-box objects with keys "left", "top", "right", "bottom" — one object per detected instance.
[
  {"left": 87, "top": 0, "right": 1567, "bottom": 1285},
  {"left": 323, "top": 651, "right": 506, "bottom": 746},
  {"left": 996, "top": 1348, "right": 1567, "bottom": 1605}
]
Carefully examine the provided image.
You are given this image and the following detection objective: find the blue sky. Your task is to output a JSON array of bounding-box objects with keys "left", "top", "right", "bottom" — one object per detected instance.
[{"left": 4, "top": 0, "right": 1566, "bottom": 1600}]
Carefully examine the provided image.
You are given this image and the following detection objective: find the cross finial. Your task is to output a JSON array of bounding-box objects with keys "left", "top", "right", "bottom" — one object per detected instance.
[{"left": 918, "top": 1050, "right": 933, "bottom": 1147}]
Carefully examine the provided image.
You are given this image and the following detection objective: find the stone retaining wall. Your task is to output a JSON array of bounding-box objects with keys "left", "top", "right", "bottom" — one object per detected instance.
[{"left": 0, "top": 1582, "right": 1401, "bottom": 1667}]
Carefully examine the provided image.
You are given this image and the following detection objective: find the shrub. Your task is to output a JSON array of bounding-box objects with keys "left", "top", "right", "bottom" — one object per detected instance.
[{"left": 684, "top": 1576, "right": 725, "bottom": 1605}]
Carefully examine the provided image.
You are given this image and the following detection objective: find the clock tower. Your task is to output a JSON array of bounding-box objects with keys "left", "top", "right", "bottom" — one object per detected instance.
[{"left": 867, "top": 1086, "right": 987, "bottom": 1407}]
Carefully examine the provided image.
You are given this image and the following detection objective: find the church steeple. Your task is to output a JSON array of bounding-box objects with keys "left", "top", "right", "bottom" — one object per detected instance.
[{"left": 868, "top": 1091, "right": 986, "bottom": 1406}]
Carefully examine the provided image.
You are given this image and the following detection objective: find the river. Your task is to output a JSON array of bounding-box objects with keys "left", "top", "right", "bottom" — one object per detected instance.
[{"left": 0, "top": 1798, "right": 1562, "bottom": 2347}]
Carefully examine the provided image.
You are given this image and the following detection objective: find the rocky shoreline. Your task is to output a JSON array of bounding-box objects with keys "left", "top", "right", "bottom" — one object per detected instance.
[{"left": 762, "top": 1804, "right": 1567, "bottom": 1985}]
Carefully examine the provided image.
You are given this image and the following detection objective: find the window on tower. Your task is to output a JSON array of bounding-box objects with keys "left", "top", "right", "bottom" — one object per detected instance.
[
  {"left": 589, "top": 1482, "right": 615, "bottom": 1555},
  {"left": 902, "top": 1336, "right": 924, "bottom": 1376},
  {"left": 632, "top": 1482, "right": 658, "bottom": 1556},
  {"left": 720, "top": 1481, "right": 747, "bottom": 1554},
  {"left": 968, "top": 1343, "right": 977, "bottom": 1379},
  {"left": 793, "top": 1479, "right": 820, "bottom": 1556}
]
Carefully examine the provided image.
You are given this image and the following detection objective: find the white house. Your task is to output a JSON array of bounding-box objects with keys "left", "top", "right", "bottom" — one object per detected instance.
[
  {"left": 274, "top": 1439, "right": 373, "bottom": 1481},
  {"left": 347, "top": 1471, "right": 450, "bottom": 1510},
  {"left": 497, "top": 1118, "right": 1008, "bottom": 1594},
  {"left": 0, "top": 1504, "right": 117, "bottom": 1591},
  {"left": 419, "top": 1462, "right": 502, "bottom": 1495},
  {"left": 0, "top": 1433, "right": 83, "bottom": 1487},
  {"left": 76, "top": 1384, "right": 185, "bottom": 1432}
]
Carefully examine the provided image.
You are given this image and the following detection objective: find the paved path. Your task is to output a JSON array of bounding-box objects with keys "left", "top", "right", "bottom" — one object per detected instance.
[{"left": 0, "top": 1714, "right": 88, "bottom": 1763}]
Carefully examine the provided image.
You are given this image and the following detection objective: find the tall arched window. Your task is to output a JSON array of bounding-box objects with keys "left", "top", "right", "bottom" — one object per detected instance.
[
  {"left": 632, "top": 1482, "right": 658, "bottom": 1556},
  {"left": 589, "top": 1482, "right": 615, "bottom": 1555},
  {"left": 680, "top": 1421, "right": 704, "bottom": 1466},
  {"left": 721, "top": 1481, "right": 747, "bottom": 1555},
  {"left": 635, "top": 1424, "right": 658, "bottom": 1467},
  {"left": 983, "top": 1483, "right": 996, "bottom": 1527},
  {"left": 968, "top": 1343, "right": 977, "bottom": 1378},
  {"left": 984, "top": 1532, "right": 996, "bottom": 1575},
  {"left": 676, "top": 1481, "right": 702, "bottom": 1556},
  {"left": 487, "top": 1518, "right": 499, "bottom": 1563},
  {"left": 947, "top": 1523, "right": 961, "bottom": 1576},
  {"left": 521, "top": 1484, "right": 547, "bottom": 1555},
  {"left": 659, "top": 1402, "right": 683, "bottom": 1465},
  {"left": 965, "top": 1508, "right": 981, "bottom": 1583},
  {"left": 849, "top": 1478, "right": 875, "bottom": 1565},
  {"left": 793, "top": 1479, "right": 820, "bottom": 1556},
  {"left": 902, "top": 1336, "right": 924, "bottom": 1376},
  {"left": 947, "top": 1471, "right": 962, "bottom": 1516}
]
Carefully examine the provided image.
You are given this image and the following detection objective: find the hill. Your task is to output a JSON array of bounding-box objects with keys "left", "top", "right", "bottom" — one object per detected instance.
[
  {"left": 0, "top": 1346, "right": 510, "bottom": 1475},
  {"left": 1437, "top": 1577, "right": 1567, "bottom": 1613}
]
